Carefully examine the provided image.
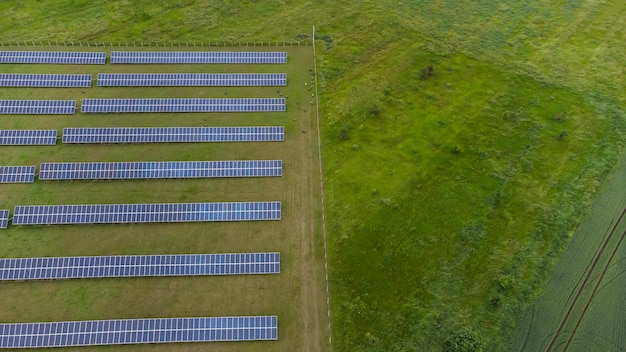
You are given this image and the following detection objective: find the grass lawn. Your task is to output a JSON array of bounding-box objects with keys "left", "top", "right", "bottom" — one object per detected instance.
[
  {"left": 0, "top": 46, "right": 328, "bottom": 352},
  {"left": 1, "top": 1, "right": 626, "bottom": 351}
]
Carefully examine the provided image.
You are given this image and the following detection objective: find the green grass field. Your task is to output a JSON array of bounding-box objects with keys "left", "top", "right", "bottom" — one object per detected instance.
[
  {"left": 0, "top": 46, "right": 328, "bottom": 352},
  {"left": 1, "top": 1, "right": 626, "bottom": 351}
]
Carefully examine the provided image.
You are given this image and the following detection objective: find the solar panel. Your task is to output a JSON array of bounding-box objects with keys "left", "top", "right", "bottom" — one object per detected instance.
[
  {"left": 0, "top": 130, "right": 57, "bottom": 145},
  {"left": 0, "top": 253, "right": 280, "bottom": 280},
  {"left": 0, "top": 51, "right": 106, "bottom": 64},
  {"left": 0, "top": 166, "right": 36, "bottom": 183},
  {"left": 39, "top": 160, "right": 282, "bottom": 180},
  {"left": 0, "top": 316, "right": 278, "bottom": 348},
  {"left": 0, "top": 210, "right": 8, "bottom": 229},
  {"left": 97, "top": 73, "right": 286, "bottom": 87},
  {"left": 110, "top": 51, "right": 287, "bottom": 64},
  {"left": 0, "top": 100, "right": 76, "bottom": 114},
  {"left": 0, "top": 74, "right": 92, "bottom": 87},
  {"left": 62, "top": 126, "right": 284, "bottom": 144},
  {"left": 80, "top": 98, "right": 285, "bottom": 113},
  {"left": 12, "top": 201, "right": 281, "bottom": 225}
]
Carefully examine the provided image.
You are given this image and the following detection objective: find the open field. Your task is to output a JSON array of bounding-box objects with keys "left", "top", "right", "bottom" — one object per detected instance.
[
  {"left": 0, "top": 46, "right": 328, "bottom": 351},
  {"left": 1, "top": 1, "right": 626, "bottom": 351},
  {"left": 511, "top": 154, "right": 626, "bottom": 352}
]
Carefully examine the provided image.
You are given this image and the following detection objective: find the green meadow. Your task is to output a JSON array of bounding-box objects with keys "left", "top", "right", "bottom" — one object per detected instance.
[{"left": 1, "top": 1, "right": 625, "bottom": 351}]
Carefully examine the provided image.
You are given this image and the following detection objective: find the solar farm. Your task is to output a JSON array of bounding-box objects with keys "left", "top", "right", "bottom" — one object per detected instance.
[{"left": 0, "top": 47, "right": 325, "bottom": 351}]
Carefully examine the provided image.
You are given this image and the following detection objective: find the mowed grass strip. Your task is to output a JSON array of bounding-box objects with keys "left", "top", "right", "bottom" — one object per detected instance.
[{"left": 0, "top": 46, "right": 328, "bottom": 352}]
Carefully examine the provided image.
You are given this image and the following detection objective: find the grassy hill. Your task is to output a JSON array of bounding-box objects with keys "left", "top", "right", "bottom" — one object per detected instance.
[{"left": 1, "top": 1, "right": 625, "bottom": 351}]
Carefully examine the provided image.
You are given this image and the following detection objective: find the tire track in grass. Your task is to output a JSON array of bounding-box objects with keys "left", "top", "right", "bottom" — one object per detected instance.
[
  {"left": 545, "top": 207, "right": 626, "bottom": 352},
  {"left": 562, "top": 221, "right": 626, "bottom": 351}
]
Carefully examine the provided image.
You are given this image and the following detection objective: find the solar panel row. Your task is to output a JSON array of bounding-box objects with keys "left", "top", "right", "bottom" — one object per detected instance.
[
  {"left": 0, "top": 166, "right": 36, "bottom": 183},
  {"left": 39, "top": 160, "right": 282, "bottom": 180},
  {"left": 0, "top": 100, "right": 76, "bottom": 114},
  {"left": 80, "top": 98, "right": 285, "bottom": 113},
  {"left": 12, "top": 201, "right": 281, "bottom": 225},
  {"left": 0, "top": 316, "right": 278, "bottom": 348},
  {"left": 97, "top": 73, "right": 286, "bottom": 87},
  {"left": 61, "top": 126, "right": 284, "bottom": 144},
  {"left": 0, "top": 74, "right": 92, "bottom": 87},
  {"left": 0, "top": 253, "right": 280, "bottom": 280},
  {"left": 0, "top": 210, "right": 8, "bottom": 229},
  {"left": 0, "top": 130, "right": 57, "bottom": 146},
  {"left": 0, "top": 51, "right": 106, "bottom": 64},
  {"left": 110, "top": 51, "right": 287, "bottom": 64}
]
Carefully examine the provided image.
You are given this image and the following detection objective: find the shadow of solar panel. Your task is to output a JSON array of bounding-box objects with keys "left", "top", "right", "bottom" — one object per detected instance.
[
  {"left": 0, "top": 100, "right": 76, "bottom": 114},
  {"left": 62, "top": 127, "right": 284, "bottom": 144},
  {"left": 0, "top": 51, "right": 106, "bottom": 64},
  {"left": 39, "top": 160, "right": 282, "bottom": 180},
  {"left": 110, "top": 51, "right": 287, "bottom": 64},
  {"left": 0, "top": 316, "right": 278, "bottom": 348},
  {"left": 80, "top": 98, "right": 285, "bottom": 113},
  {"left": 0, "top": 166, "right": 36, "bottom": 183},
  {"left": 0, "top": 130, "right": 57, "bottom": 145},
  {"left": 97, "top": 73, "right": 286, "bottom": 87},
  {"left": 12, "top": 201, "right": 281, "bottom": 225},
  {"left": 0, "top": 210, "right": 8, "bottom": 229},
  {"left": 0, "top": 74, "right": 92, "bottom": 87},
  {"left": 0, "top": 253, "right": 280, "bottom": 280}
]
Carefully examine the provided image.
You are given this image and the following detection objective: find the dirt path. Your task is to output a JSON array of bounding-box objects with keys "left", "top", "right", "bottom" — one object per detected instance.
[{"left": 293, "top": 37, "right": 328, "bottom": 352}]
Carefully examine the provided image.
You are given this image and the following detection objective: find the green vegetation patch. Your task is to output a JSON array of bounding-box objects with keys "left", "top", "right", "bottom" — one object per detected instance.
[{"left": 322, "top": 42, "right": 626, "bottom": 350}]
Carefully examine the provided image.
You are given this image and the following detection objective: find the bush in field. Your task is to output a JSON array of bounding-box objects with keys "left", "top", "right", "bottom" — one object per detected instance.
[
  {"left": 369, "top": 104, "right": 381, "bottom": 118},
  {"left": 444, "top": 327, "right": 484, "bottom": 352},
  {"left": 339, "top": 123, "right": 352, "bottom": 140},
  {"left": 420, "top": 65, "right": 434, "bottom": 80},
  {"left": 498, "top": 274, "right": 514, "bottom": 292}
]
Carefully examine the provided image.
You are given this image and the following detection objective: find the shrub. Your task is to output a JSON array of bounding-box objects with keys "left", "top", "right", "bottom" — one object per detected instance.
[{"left": 444, "top": 327, "right": 484, "bottom": 352}]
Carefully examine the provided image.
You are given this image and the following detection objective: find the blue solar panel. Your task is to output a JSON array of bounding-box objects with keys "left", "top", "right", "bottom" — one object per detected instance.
[
  {"left": 0, "top": 316, "right": 278, "bottom": 348},
  {"left": 0, "top": 51, "right": 106, "bottom": 64},
  {"left": 0, "top": 74, "right": 92, "bottom": 87},
  {"left": 110, "top": 51, "right": 287, "bottom": 64},
  {"left": 80, "top": 98, "right": 285, "bottom": 113},
  {"left": 62, "top": 126, "right": 284, "bottom": 144},
  {"left": 12, "top": 201, "right": 281, "bottom": 225},
  {"left": 0, "top": 166, "right": 36, "bottom": 183},
  {"left": 39, "top": 160, "right": 282, "bottom": 180},
  {"left": 0, "top": 210, "right": 8, "bottom": 229},
  {"left": 97, "top": 73, "right": 286, "bottom": 87},
  {"left": 0, "top": 130, "right": 57, "bottom": 145},
  {"left": 0, "top": 253, "right": 280, "bottom": 280},
  {"left": 0, "top": 100, "right": 75, "bottom": 114}
]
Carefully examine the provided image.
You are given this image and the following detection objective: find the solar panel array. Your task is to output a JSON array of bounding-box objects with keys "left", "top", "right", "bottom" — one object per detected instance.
[
  {"left": 0, "top": 74, "right": 92, "bottom": 88},
  {"left": 0, "top": 100, "right": 76, "bottom": 114},
  {"left": 110, "top": 51, "right": 287, "bottom": 64},
  {"left": 39, "top": 160, "right": 282, "bottom": 181},
  {"left": 0, "top": 130, "right": 57, "bottom": 145},
  {"left": 0, "top": 253, "right": 280, "bottom": 281},
  {"left": 0, "top": 210, "right": 8, "bottom": 229},
  {"left": 0, "top": 316, "right": 278, "bottom": 348},
  {"left": 97, "top": 73, "right": 286, "bottom": 87},
  {"left": 80, "top": 98, "right": 285, "bottom": 113},
  {"left": 12, "top": 201, "right": 281, "bottom": 225},
  {"left": 62, "top": 126, "right": 284, "bottom": 144},
  {"left": 0, "top": 51, "right": 106, "bottom": 64},
  {"left": 0, "top": 166, "right": 36, "bottom": 183}
]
